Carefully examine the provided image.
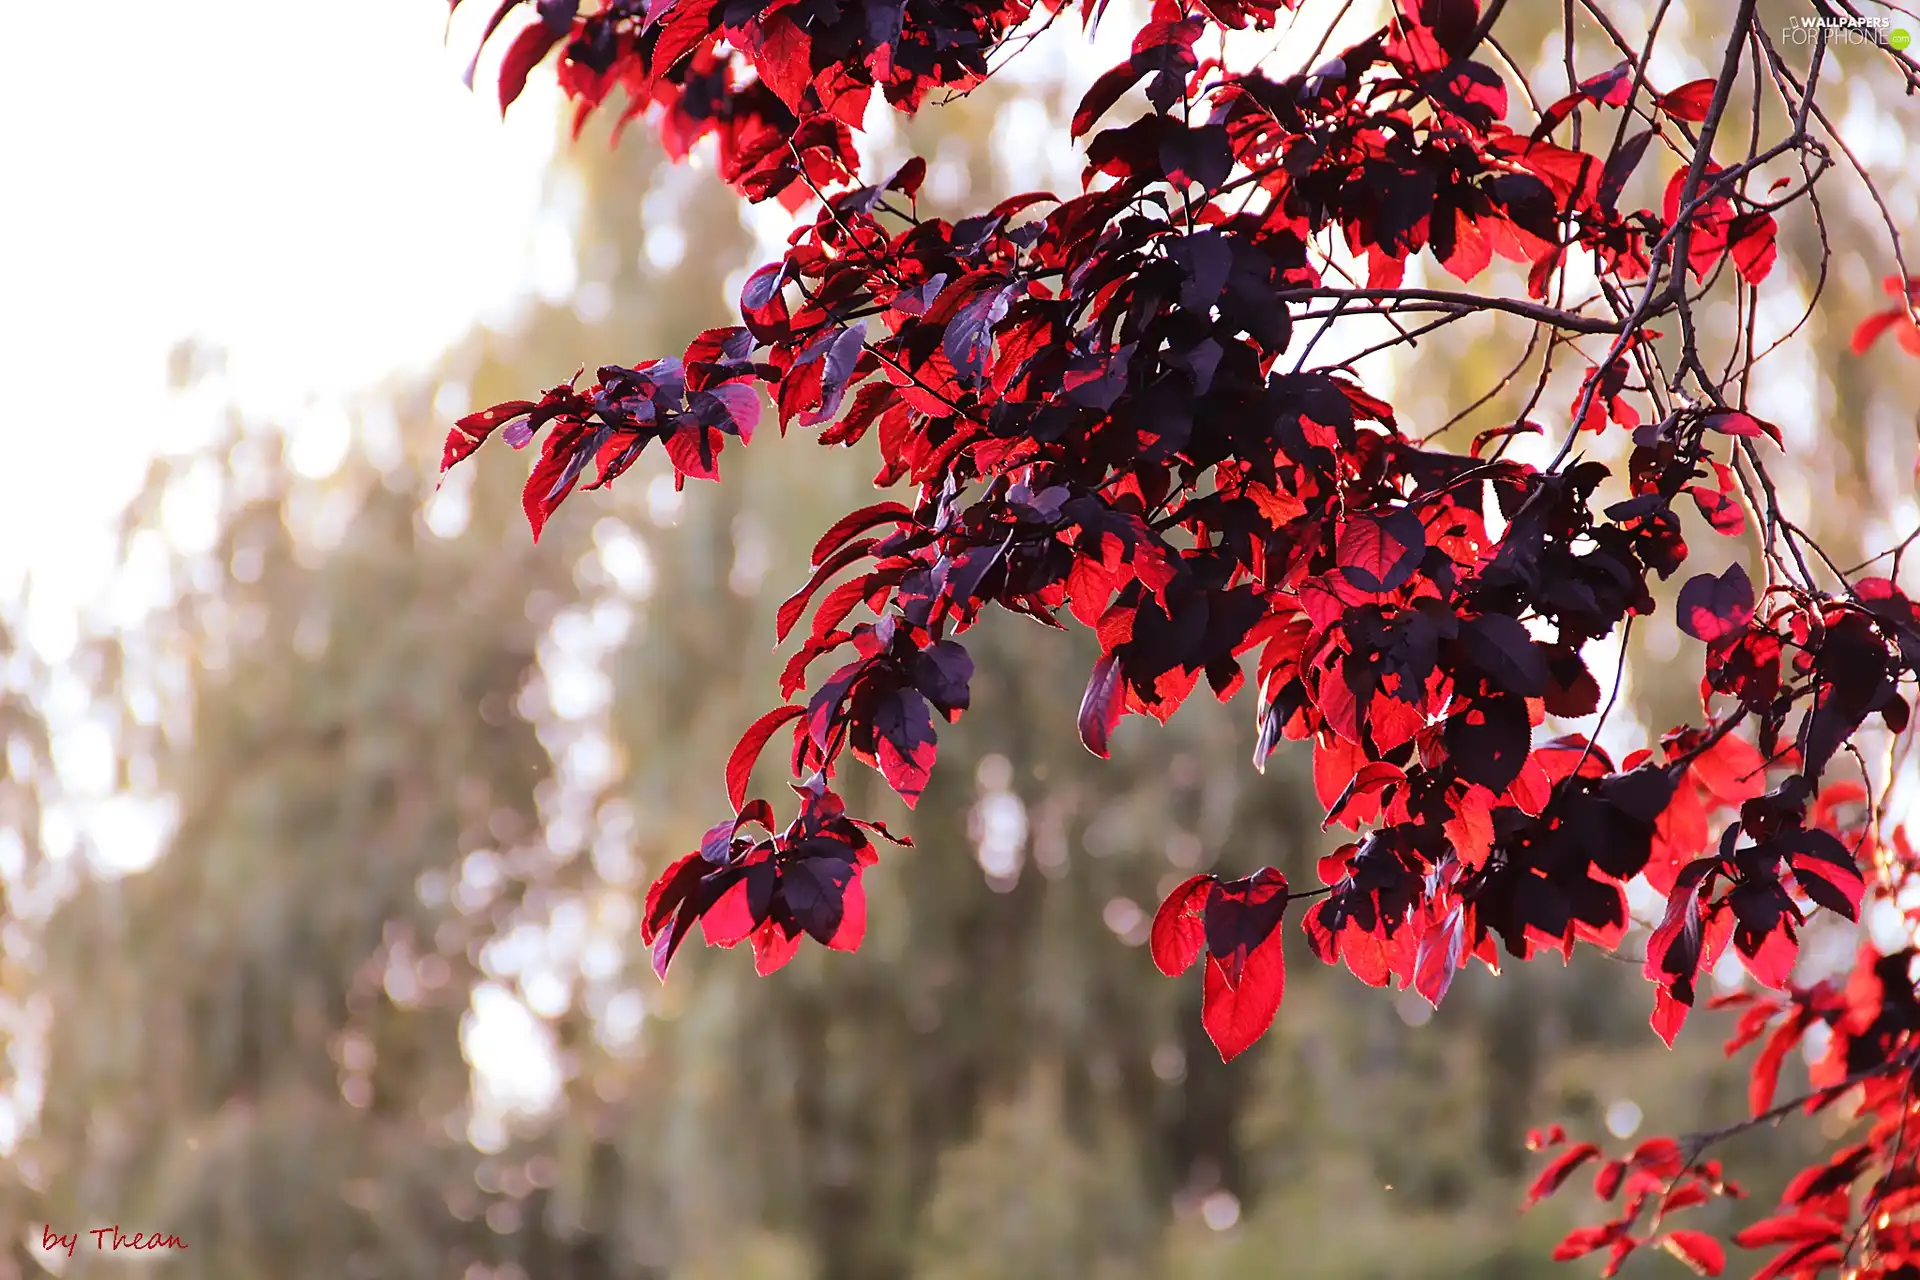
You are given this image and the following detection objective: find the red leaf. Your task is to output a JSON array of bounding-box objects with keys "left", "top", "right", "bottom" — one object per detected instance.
[
  {"left": 1688, "top": 461, "right": 1745, "bottom": 537},
  {"left": 751, "top": 919, "right": 804, "bottom": 975},
  {"left": 498, "top": 19, "right": 567, "bottom": 113},
  {"left": 1657, "top": 78, "right": 1716, "bottom": 122},
  {"left": 1525, "top": 1125, "right": 1568, "bottom": 1151},
  {"left": 1703, "top": 411, "right": 1781, "bottom": 445},
  {"left": 463, "top": 0, "right": 531, "bottom": 88},
  {"left": 1200, "top": 941, "right": 1285, "bottom": 1061},
  {"left": 1748, "top": 1014, "right": 1803, "bottom": 1115},
  {"left": 807, "top": 578, "right": 880, "bottom": 647},
  {"left": 663, "top": 424, "right": 727, "bottom": 481},
  {"left": 1691, "top": 732, "right": 1767, "bottom": 805},
  {"left": 1737, "top": 923, "right": 1798, "bottom": 991},
  {"left": 1733, "top": 1213, "right": 1843, "bottom": 1249},
  {"left": 726, "top": 705, "right": 806, "bottom": 811},
  {"left": 1729, "top": 211, "right": 1777, "bottom": 285},
  {"left": 885, "top": 156, "right": 927, "bottom": 198},
  {"left": 522, "top": 423, "right": 591, "bottom": 542},
  {"left": 1335, "top": 509, "right": 1426, "bottom": 593},
  {"left": 697, "top": 382, "right": 763, "bottom": 440},
  {"left": 1203, "top": 868, "right": 1289, "bottom": 988},
  {"left": 1660, "top": 1230, "right": 1725, "bottom": 1276},
  {"left": 1151, "top": 874, "right": 1215, "bottom": 976},
  {"left": 1646, "top": 864, "right": 1711, "bottom": 988},
  {"left": 700, "top": 877, "right": 756, "bottom": 947},
  {"left": 850, "top": 815, "right": 913, "bottom": 846},
  {"left": 642, "top": 851, "right": 704, "bottom": 941},
  {"left": 1852, "top": 308, "right": 1912, "bottom": 355},
  {"left": 827, "top": 869, "right": 868, "bottom": 951},
  {"left": 740, "top": 261, "right": 792, "bottom": 341},
  {"left": 749, "top": 12, "right": 814, "bottom": 113},
  {"left": 443, "top": 400, "right": 534, "bottom": 472},
  {"left": 1072, "top": 62, "right": 1148, "bottom": 138},
  {"left": 1788, "top": 829, "right": 1865, "bottom": 921},
  {"left": 1531, "top": 92, "right": 1582, "bottom": 140},
  {"left": 1552, "top": 1224, "right": 1621, "bottom": 1262},
  {"left": 1312, "top": 733, "right": 1369, "bottom": 810},
  {"left": 1366, "top": 245, "right": 1405, "bottom": 290},
  {"left": 1413, "top": 902, "right": 1466, "bottom": 1007},
  {"left": 1891, "top": 315, "right": 1920, "bottom": 356},
  {"left": 1593, "top": 1159, "right": 1626, "bottom": 1200},
  {"left": 650, "top": 896, "right": 702, "bottom": 980},
  {"left": 1662, "top": 162, "right": 1733, "bottom": 277},
  {"left": 1651, "top": 984, "right": 1691, "bottom": 1046},
  {"left": 1597, "top": 127, "right": 1654, "bottom": 212},
  {"left": 1717, "top": 993, "right": 1772, "bottom": 1050},
  {"left": 1325, "top": 760, "right": 1404, "bottom": 829},
  {"left": 1631, "top": 1137, "right": 1684, "bottom": 1177},
  {"left": 1751, "top": 1244, "right": 1844, "bottom": 1280},
  {"left": 873, "top": 688, "right": 937, "bottom": 808},
  {"left": 809, "top": 502, "right": 914, "bottom": 569},
  {"left": 1660, "top": 1183, "right": 1710, "bottom": 1214},
  {"left": 1581, "top": 61, "right": 1636, "bottom": 107},
  {"left": 775, "top": 538, "right": 882, "bottom": 643},
  {"left": 1526, "top": 1143, "right": 1601, "bottom": 1207}
]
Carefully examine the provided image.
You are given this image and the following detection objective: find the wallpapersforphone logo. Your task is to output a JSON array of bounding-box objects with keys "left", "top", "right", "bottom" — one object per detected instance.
[{"left": 1784, "top": 13, "right": 1912, "bottom": 48}]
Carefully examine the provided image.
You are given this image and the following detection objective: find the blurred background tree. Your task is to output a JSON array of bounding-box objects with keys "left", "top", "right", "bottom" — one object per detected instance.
[{"left": 0, "top": 2, "right": 1907, "bottom": 1277}]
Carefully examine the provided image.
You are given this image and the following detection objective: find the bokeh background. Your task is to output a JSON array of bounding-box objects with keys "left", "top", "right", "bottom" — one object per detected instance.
[{"left": 0, "top": 0, "right": 1916, "bottom": 1276}]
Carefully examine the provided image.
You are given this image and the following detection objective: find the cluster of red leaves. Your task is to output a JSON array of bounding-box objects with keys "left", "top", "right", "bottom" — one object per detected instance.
[
  {"left": 443, "top": 0, "right": 1877, "bottom": 1054},
  {"left": 440, "top": 0, "right": 1920, "bottom": 1271},
  {"left": 1524, "top": 780, "right": 1920, "bottom": 1277},
  {"left": 444, "top": 344, "right": 762, "bottom": 538},
  {"left": 1150, "top": 869, "right": 1290, "bottom": 1059},
  {"left": 1525, "top": 1126, "right": 1743, "bottom": 1277},
  {"left": 459, "top": 0, "right": 1107, "bottom": 208},
  {"left": 641, "top": 772, "right": 911, "bottom": 976}
]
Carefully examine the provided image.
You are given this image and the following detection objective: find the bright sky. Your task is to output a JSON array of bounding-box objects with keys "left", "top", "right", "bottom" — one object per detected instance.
[
  {"left": 0, "top": 0, "right": 562, "bottom": 623},
  {"left": 0, "top": 0, "right": 574, "bottom": 1142},
  {"left": 0, "top": 0, "right": 577, "bottom": 871}
]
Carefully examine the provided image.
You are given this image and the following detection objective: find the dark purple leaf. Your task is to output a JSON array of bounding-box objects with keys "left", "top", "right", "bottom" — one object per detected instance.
[
  {"left": 944, "top": 285, "right": 1014, "bottom": 380},
  {"left": 910, "top": 640, "right": 973, "bottom": 713},
  {"left": 1203, "top": 867, "right": 1289, "bottom": 988},
  {"left": 1597, "top": 127, "right": 1653, "bottom": 212},
  {"left": 1676, "top": 563, "right": 1755, "bottom": 643},
  {"left": 1459, "top": 613, "right": 1550, "bottom": 697},
  {"left": 1443, "top": 692, "right": 1531, "bottom": 791},
  {"left": 691, "top": 383, "right": 762, "bottom": 440},
  {"left": 782, "top": 848, "right": 859, "bottom": 944},
  {"left": 1079, "top": 652, "right": 1126, "bottom": 758}
]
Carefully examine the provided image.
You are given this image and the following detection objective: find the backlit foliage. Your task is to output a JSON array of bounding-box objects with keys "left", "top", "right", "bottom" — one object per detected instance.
[{"left": 443, "top": 0, "right": 1920, "bottom": 1270}]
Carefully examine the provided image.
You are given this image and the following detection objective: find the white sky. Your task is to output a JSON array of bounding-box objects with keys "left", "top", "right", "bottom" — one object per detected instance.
[
  {"left": 0, "top": 0, "right": 562, "bottom": 619},
  {"left": 0, "top": 0, "right": 573, "bottom": 1140}
]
